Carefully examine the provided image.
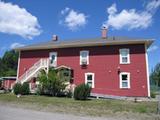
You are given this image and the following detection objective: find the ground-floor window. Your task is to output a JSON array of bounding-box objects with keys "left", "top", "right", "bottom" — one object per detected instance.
[
  {"left": 120, "top": 72, "right": 130, "bottom": 89},
  {"left": 85, "top": 72, "right": 95, "bottom": 88}
]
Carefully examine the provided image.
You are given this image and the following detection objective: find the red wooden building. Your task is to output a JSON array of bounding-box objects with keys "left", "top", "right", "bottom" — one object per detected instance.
[
  {"left": 15, "top": 28, "right": 153, "bottom": 97},
  {"left": 0, "top": 77, "right": 16, "bottom": 90}
]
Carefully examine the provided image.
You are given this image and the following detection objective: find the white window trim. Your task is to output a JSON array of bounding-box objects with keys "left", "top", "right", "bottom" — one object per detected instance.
[
  {"left": 120, "top": 72, "right": 130, "bottom": 89},
  {"left": 119, "top": 48, "right": 130, "bottom": 64},
  {"left": 85, "top": 72, "right": 95, "bottom": 88},
  {"left": 80, "top": 50, "right": 89, "bottom": 65},
  {"left": 49, "top": 52, "right": 57, "bottom": 67}
]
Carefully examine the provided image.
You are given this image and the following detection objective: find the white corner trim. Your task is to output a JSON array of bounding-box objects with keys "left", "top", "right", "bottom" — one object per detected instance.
[
  {"left": 119, "top": 72, "right": 130, "bottom": 89},
  {"left": 16, "top": 51, "right": 21, "bottom": 82},
  {"left": 85, "top": 72, "right": 95, "bottom": 88},
  {"left": 80, "top": 50, "right": 89, "bottom": 65},
  {"left": 145, "top": 44, "right": 150, "bottom": 97}
]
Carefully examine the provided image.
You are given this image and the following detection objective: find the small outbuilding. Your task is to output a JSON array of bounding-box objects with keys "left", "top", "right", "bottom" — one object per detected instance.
[{"left": 0, "top": 77, "right": 16, "bottom": 90}]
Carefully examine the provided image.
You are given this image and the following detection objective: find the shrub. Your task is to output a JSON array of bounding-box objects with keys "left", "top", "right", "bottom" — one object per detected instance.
[
  {"left": 13, "top": 83, "right": 22, "bottom": 95},
  {"left": 74, "top": 83, "right": 91, "bottom": 100},
  {"left": 21, "top": 82, "right": 30, "bottom": 95},
  {"left": 66, "top": 90, "right": 73, "bottom": 98},
  {"left": 38, "top": 68, "right": 67, "bottom": 96},
  {"left": 36, "top": 85, "right": 41, "bottom": 95},
  {"left": 151, "top": 91, "right": 156, "bottom": 98},
  {"left": 13, "top": 82, "right": 30, "bottom": 95}
]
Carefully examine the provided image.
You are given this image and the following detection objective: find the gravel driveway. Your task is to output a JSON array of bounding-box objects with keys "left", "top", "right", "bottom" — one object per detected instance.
[
  {"left": 0, "top": 104, "right": 159, "bottom": 120},
  {"left": 0, "top": 105, "right": 122, "bottom": 120}
]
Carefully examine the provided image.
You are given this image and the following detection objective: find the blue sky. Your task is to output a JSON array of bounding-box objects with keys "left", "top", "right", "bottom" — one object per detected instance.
[{"left": 0, "top": 0, "right": 159, "bottom": 72}]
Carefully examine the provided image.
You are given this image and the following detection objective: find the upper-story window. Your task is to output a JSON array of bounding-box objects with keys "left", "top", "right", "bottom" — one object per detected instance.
[
  {"left": 49, "top": 52, "right": 57, "bottom": 67},
  {"left": 119, "top": 48, "right": 130, "bottom": 64},
  {"left": 85, "top": 72, "right": 95, "bottom": 88},
  {"left": 80, "top": 50, "right": 89, "bottom": 65},
  {"left": 120, "top": 72, "right": 130, "bottom": 89}
]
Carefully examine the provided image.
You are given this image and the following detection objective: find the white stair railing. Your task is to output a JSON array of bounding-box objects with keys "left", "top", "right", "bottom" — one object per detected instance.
[{"left": 18, "top": 58, "right": 49, "bottom": 83}]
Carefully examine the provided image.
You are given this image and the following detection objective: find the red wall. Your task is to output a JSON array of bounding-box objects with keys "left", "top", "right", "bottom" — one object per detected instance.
[
  {"left": 2, "top": 79, "right": 16, "bottom": 90},
  {"left": 18, "top": 44, "right": 148, "bottom": 97}
]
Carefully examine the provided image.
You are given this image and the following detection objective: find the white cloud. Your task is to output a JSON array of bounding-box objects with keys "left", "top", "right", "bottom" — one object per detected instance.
[
  {"left": 0, "top": 1, "right": 41, "bottom": 39},
  {"left": 10, "top": 42, "right": 24, "bottom": 49},
  {"left": 146, "top": 0, "right": 160, "bottom": 13},
  {"left": 147, "top": 45, "right": 158, "bottom": 52},
  {"left": 103, "top": 0, "right": 160, "bottom": 30},
  {"left": 61, "top": 7, "right": 70, "bottom": 15},
  {"left": 60, "top": 7, "right": 88, "bottom": 31}
]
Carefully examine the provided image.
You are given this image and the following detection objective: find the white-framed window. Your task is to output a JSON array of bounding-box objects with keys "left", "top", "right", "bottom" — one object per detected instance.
[
  {"left": 120, "top": 72, "right": 130, "bottom": 89},
  {"left": 85, "top": 72, "right": 95, "bottom": 88},
  {"left": 49, "top": 52, "right": 57, "bottom": 67},
  {"left": 80, "top": 50, "right": 89, "bottom": 65},
  {"left": 119, "top": 48, "right": 130, "bottom": 64}
]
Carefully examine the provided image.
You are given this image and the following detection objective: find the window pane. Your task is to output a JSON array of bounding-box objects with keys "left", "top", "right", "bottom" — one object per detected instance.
[
  {"left": 81, "top": 52, "right": 87, "bottom": 58},
  {"left": 51, "top": 55, "right": 55, "bottom": 64},
  {"left": 121, "top": 50, "right": 128, "bottom": 56},
  {"left": 87, "top": 75, "right": 92, "bottom": 80},
  {"left": 122, "top": 82, "right": 128, "bottom": 88},
  {"left": 122, "top": 74, "right": 127, "bottom": 80},
  {"left": 122, "top": 57, "right": 128, "bottom": 63},
  {"left": 87, "top": 82, "right": 92, "bottom": 87}
]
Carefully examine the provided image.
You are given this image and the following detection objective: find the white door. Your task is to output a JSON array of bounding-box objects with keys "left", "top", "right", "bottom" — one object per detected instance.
[{"left": 49, "top": 52, "right": 57, "bottom": 67}]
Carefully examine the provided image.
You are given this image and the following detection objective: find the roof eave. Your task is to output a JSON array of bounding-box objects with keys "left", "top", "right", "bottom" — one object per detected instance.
[{"left": 14, "top": 39, "right": 154, "bottom": 51}]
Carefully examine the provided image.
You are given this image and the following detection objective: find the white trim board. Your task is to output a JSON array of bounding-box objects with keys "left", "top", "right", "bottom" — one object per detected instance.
[{"left": 145, "top": 44, "right": 150, "bottom": 97}]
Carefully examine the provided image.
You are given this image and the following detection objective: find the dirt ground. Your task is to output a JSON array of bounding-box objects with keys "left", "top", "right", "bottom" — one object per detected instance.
[{"left": 0, "top": 103, "right": 159, "bottom": 120}]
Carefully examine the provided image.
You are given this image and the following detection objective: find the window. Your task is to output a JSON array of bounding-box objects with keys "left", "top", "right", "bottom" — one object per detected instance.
[
  {"left": 80, "top": 50, "right": 89, "bottom": 65},
  {"left": 120, "top": 72, "right": 130, "bottom": 89},
  {"left": 49, "top": 52, "right": 57, "bottom": 67},
  {"left": 85, "top": 73, "right": 95, "bottom": 88},
  {"left": 119, "top": 49, "right": 130, "bottom": 64}
]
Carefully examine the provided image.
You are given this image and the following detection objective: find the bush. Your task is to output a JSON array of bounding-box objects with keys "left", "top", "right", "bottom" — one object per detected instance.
[
  {"left": 151, "top": 91, "right": 156, "bottom": 98},
  {"left": 38, "top": 68, "right": 67, "bottom": 96},
  {"left": 13, "top": 83, "right": 22, "bottom": 95},
  {"left": 66, "top": 90, "right": 73, "bottom": 98},
  {"left": 13, "top": 82, "right": 30, "bottom": 95},
  {"left": 21, "top": 82, "right": 30, "bottom": 95},
  {"left": 74, "top": 83, "right": 91, "bottom": 100}
]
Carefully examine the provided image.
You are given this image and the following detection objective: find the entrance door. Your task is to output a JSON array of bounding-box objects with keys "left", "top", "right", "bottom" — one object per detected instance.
[{"left": 49, "top": 52, "right": 57, "bottom": 67}]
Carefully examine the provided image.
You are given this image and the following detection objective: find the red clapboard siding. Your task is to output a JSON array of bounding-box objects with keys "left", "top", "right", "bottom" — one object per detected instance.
[{"left": 18, "top": 44, "right": 148, "bottom": 97}]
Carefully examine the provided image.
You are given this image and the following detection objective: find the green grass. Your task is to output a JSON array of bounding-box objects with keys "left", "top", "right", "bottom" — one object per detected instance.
[{"left": 0, "top": 93, "right": 158, "bottom": 116}]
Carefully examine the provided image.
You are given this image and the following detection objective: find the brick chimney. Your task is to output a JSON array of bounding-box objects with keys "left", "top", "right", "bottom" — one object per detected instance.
[
  {"left": 101, "top": 26, "right": 107, "bottom": 39},
  {"left": 52, "top": 35, "right": 58, "bottom": 41}
]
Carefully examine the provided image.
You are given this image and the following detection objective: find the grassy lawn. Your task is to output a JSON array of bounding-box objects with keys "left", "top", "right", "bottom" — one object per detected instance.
[{"left": 0, "top": 93, "right": 158, "bottom": 116}]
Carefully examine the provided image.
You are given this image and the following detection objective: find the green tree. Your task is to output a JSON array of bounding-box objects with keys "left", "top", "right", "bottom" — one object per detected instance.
[
  {"left": 150, "top": 63, "right": 160, "bottom": 87},
  {"left": 0, "top": 50, "right": 18, "bottom": 77}
]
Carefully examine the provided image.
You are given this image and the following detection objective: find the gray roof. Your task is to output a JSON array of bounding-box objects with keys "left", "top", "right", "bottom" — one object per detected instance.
[
  {"left": 14, "top": 37, "right": 154, "bottom": 51},
  {"left": 0, "top": 77, "right": 16, "bottom": 81}
]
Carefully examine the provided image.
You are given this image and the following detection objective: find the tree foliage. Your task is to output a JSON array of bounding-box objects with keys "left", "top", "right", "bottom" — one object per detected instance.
[
  {"left": 150, "top": 63, "right": 160, "bottom": 87},
  {"left": 0, "top": 50, "right": 18, "bottom": 77},
  {"left": 37, "top": 68, "right": 67, "bottom": 96}
]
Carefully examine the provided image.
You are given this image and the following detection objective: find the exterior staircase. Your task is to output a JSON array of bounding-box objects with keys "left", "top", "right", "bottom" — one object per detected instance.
[{"left": 17, "top": 58, "right": 49, "bottom": 84}]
